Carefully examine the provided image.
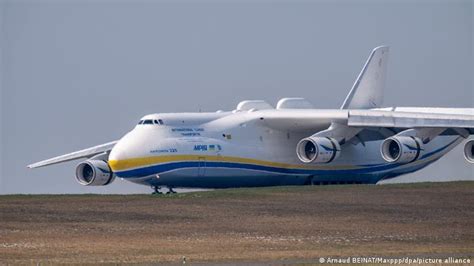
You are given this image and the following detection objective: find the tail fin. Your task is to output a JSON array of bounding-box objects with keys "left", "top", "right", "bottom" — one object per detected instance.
[{"left": 341, "top": 46, "right": 389, "bottom": 109}]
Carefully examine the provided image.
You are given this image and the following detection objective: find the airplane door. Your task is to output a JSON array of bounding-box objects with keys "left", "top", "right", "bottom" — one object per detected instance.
[{"left": 198, "top": 157, "right": 206, "bottom": 177}]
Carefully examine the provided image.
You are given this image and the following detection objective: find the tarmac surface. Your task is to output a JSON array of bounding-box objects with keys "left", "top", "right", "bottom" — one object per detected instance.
[{"left": 1, "top": 182, "right": 473, "bottom": 264}]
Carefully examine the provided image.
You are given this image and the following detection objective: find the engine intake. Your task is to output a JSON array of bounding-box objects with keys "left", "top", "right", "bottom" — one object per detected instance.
[
  {"left": 381, "top": 136, "right": 423, "bottom": 163},
  {"left": 75, "top": 160, "right": 115, "bottom": 186},
  {"left": 296, "top": 137, "right": 341, "bottom": 163},
  {"left": 464, "top": 139, "right": 474, "bottom": 163}
]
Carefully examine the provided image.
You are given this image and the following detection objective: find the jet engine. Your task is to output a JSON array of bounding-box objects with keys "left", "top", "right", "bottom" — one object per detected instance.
[
  {"left": 464, "top": 139, "right": 474, "bottom": 163},
  {"left": 381, "top": 136, "right": 423, "bottom": 163},
  {"left": 75, "top": 160, "right": 115, "bottom": 186},
  {"left": 296, "top": 137, "right": 341, "bottom": 163}
]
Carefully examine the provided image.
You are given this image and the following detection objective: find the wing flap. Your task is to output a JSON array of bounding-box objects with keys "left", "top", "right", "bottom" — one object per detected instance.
[{"left": 27, "top": 141, "right": 117, "bottom": 169}]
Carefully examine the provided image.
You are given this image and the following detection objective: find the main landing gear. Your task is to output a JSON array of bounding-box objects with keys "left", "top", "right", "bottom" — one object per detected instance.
[
  {"left": 151, "top": 186, "right": 162, "bottom": 195},
  {"left": 151, "top": 186, "right": 177, "bottom": 195},
  {"left": 166, "top": 187, "right": 177, "bottom": 194}
]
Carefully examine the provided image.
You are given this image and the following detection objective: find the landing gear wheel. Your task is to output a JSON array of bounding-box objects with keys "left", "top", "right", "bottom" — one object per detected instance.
[
  {"left": 166, "top": 187, "right": 177, "bottom": 194},
  {"left": 151, "top": 186, "right": 162, "bottom": 195}
]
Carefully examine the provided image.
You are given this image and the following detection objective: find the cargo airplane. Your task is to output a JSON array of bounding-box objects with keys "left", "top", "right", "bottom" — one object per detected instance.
[{"left": 28, "top": 46, "right": 474, "bottom": 193}]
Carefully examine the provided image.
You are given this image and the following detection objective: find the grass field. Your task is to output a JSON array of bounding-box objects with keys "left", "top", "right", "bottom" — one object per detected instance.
[{"left": 1, "top": 182, "right": 473, "bottom": 264}]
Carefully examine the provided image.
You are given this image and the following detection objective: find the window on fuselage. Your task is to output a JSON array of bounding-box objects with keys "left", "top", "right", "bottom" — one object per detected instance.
[{"left": 143, "top": 119, "right": 153, "bottom": 125}]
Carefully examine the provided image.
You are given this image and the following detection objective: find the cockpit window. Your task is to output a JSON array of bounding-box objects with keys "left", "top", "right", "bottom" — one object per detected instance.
[{"left": 138, "top": 119, "right": 163, "bottom": 125}]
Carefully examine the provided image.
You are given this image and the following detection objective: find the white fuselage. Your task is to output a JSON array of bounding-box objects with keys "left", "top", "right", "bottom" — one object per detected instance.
[
  {"left": 107, "top": 110, "right": 461, "bottom": 188},
  {"left": 27, "top": 46, "right": 473, "bottom": 189},
  {"left": 27, "top": 46, "right": 473, "bottom": 190}
]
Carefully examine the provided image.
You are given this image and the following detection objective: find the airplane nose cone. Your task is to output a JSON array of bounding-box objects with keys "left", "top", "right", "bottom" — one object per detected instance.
[
  {"left": 108, "top": 129, "right": 148, "bottom": 173},
  {"left": 108, "top": 145, "right": 126, "bottom": 172},
  {"left": 109, "top": 147, "right": 123, "bottom": 161},
  {"left": 108, "top": 137, "right": 133, "bottom": 172}
]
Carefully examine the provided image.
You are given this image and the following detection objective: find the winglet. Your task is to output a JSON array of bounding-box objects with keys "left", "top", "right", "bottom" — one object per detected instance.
[{"left": 341, "top": 46, "right": 389, "bottom": 109}]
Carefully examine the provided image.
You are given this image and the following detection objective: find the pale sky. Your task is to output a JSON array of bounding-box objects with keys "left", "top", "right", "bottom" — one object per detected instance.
[{"left": 1, "top": 0, "right": 473, "bottom": 194}]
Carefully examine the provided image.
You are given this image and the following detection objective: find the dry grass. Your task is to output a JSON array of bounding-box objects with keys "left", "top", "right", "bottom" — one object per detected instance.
[{"left": 1, "top": 182, "right": 473, "bottom": 264}]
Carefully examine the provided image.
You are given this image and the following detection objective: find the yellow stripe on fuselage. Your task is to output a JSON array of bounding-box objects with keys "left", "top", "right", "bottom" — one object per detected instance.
[
  {"left": 108, "top": 138, "right": 461, "bottom": 174},
  {"left": 108, "top": 154, "right": 362, "bottom": 172}
]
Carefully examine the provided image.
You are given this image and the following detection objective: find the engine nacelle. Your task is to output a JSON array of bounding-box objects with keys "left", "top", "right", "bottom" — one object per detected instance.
[
  {"left": 464, "top": 139, "right": 474, "bottom": 163},
  {"left": 381, "top": 136, "right": 423, "bottom": 163},
  {"left": 75, "top": 160, "right": 115, "bottom": 186},
  {"left": 296, "top": 137, "right": 341, "bottom": 163}
]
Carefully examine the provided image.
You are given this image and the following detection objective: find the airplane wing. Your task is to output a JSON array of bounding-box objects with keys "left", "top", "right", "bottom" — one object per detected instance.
[
  {"left": 349, "top": 109, "right": 474, "bottom": 129},
  {"left": 259, "top": 108, "right": 474, "bottom": 135},
  {"left": 27, "top": 141, "right": 118, "bottom": 169}
]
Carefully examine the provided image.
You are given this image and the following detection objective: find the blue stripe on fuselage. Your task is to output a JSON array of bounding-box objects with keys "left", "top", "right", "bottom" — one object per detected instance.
[{"left": 115, "top": 138, "right": 459, "bottom": 179}]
